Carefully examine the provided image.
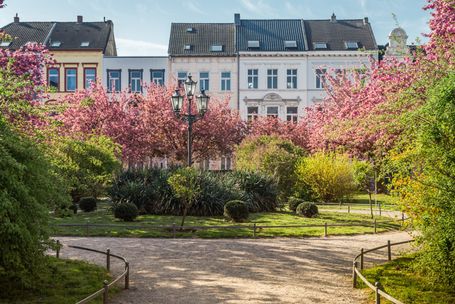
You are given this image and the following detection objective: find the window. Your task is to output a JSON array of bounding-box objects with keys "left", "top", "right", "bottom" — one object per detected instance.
[
  {"left": 107, "top": 69, "right": 121, "bottom": 92},
  {"left": 315, "top": 69, "right": 327, "bottom": 89},
  {"left": 84, "top": 68, "right": 96, "bottom": 89},
  {"left": 65, "top": 68, "right": 77, "bottom": 91},
  {"left": 200, "top": 159, "right": 210, "bottom": 171},
  {"left": 345, "top": 41, "right": 359, "bottom": 49},
  {"left": 314, "top": 42, "right": 327, "bottom": 49},
  {"left": 151, "top": 69, "right": 165, "bottom": 85},
  {"left": 184, "top": 44, "right": 192, "bottom": 50},
  {"left": 210, "top": 45, "right": 223, "bottom": 52},
  {"left": 177, "top": 72, "right": 187, "bottom": 88},
  {"left": 247, "top": 106, "right": 259, "bottom": 121},
  {"left": 80, "top": 41, "right": 90, "bottom": 47},
  {"left": 267, "top": 69, "right": 278, "bottom": 89},
  {"left": 186, "top": 27, "right": 195, "bottom": 33},
  {"left": 267, "top": 106, "right": 279, "bottom": 118},
  {"left": 248, "top": 40, "right": 260, "bottom": 48},
  {"left": 286, "top": 69, "right": 297, "bottom": 89},
  {"left": 286, "top": 106, "right": 298, "bottom": 123},
  {"left": 129, "top": 70, "right": 143, "bottom": 93},
  {"left": 247, "top": 69, "right": 258, "bottom": 89},
  {"left": 199, "top": 72, "right": 209, "bottom": 91},
  {"left": 221, "top": 156, "right": 232, "bottom": 171},
  {"left": 284, "top": 40, "right": 297, "bottom": 48},
  {"left": 51, "top": 41, "right": 61, "bottom": 47},
  {"left": 48, "top": 68, "right": 59, "bottom": 89},
  {"left": 221, "top": 72, "right": 231, "bottom": 91}
]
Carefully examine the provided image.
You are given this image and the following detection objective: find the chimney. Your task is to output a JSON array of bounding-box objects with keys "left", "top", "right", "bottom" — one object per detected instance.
[
  {"left": 234, "top": 13, "right": 241, "bottom": 26},
  {"left": 363, "top": 17, "right": 369, "bottom": 25},
  {"left": 77, "top": 15, "right": 83, "bottom": 23},
  {"left": 330, "top": 13, "right": 336, "bottom": 22},
  {"left": 14, "top": 13, "right": 19, "bottom": 23}
]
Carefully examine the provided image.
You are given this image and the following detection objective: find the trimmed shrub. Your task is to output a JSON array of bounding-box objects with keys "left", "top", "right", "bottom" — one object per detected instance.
[
  {"left": 113, "top": 202, "right": 138, "bottom": 222},
  {"left": 78, "top": 197, "right": 97, "bottom": 212},
  {"left": 224, "top": 200, "right": 249, "bottom": 222},
  {"left": 296, "top": 202, "right": 319, "bottom": 218},
  {"left": 69, "top": 204, "right": 78, "bottom": 214},
  {"left": 288, "top": 197, "right": 304, "bottom": 212}
]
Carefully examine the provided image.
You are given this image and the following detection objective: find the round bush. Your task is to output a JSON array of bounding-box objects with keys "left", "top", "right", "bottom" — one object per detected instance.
[
  {"left": 78, "top": 197, "right": 97, "bottom": 212},
  {"left": 69, "top": 204, "right": 78, "bottom": 214},
  {"left": 224, "top": 200, "right": 249, "bottom": 222},
  {"left": 288, "top": 197, "right": 304, "bottom": 212},
  {"left": 114, "top": 202, "right": 139, "bottom": 222},
  {"left": 296, "top": 202, "right": 318, "bottom": 218}
]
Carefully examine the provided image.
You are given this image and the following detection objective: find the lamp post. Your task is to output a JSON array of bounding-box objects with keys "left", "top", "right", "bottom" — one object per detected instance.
[{"left": 171, "top": 75, "right": 210, "bottom": 166}]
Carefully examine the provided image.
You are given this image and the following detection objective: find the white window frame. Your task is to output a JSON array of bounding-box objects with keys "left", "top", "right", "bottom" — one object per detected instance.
[
  {"left": 129, "top": 70, "right": 143, "bottom": 93},
  {"left": 151, "top": 69, "right": 165, "bottom": 85},
  {"left": 266, "top": 106, "right": 279, "bottom": 118},
  {"left": 286, "top": 106, "right": 298, "bottom": 123},
  {"left": 247, "top": 69, "right": 258, "bottom": 89},
  {"left": 267, "top": 69, "right": 278, "bottom": 89},
  {"left": 107, "top": 69, "right": 121, "bottom": 92},
  {"left": 221, "top": 72, "right": 231, "bottom": 91},
  {"left": 177, "top": 72, "right": 187, "bottom": 88},
  {"left": 316, "top": 68, "right": 327, "bottom": 89},
  {"left": 199, "top": 72, "right": 209, "bottom": 91},
  {"left": 286, "top": 69, "right": 297, "bottom": 89},
  {"left": 247, "top": 106, "right": 259, "bottom": 121}
]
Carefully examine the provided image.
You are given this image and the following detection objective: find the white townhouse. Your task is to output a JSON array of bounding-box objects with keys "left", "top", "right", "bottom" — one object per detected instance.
[
  {"left": 102, "top": 56, "right": 168, "bottom": 93},
  {"left": 167, "top": 22, "right": 238, "bottom": 110},
  {"left": 235, "top": 13, "right": 378, "bottom": 122}
]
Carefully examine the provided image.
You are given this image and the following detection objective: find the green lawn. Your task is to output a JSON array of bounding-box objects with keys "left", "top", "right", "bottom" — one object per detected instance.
[
  {"left": 0, "top": 257, "right": 117, "bottom": 304},
  {"left": 359, "top": 255, "right": 455, "bottom": 304},
  {"left": 51, "top": 201, "right": 401, "bottom": 238},
  {"left": 317, "top": 193, "right": 400, "bottom": 211}
]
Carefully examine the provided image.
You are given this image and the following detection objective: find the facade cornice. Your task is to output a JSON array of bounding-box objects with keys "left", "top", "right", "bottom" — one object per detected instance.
[{"left": 238, "top": 51, "right": 377, "bottom": 57}]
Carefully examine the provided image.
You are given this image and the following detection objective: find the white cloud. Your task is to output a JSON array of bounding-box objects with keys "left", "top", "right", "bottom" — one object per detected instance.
[
  {"left": 116, "top": 38, "right": 168, "bottom": 56},
  {"left": 239, "top": 0, "right": 276, "bottom": 17},
  {"left": 183, "top": 2, "right": 206, "bottom": 15}
]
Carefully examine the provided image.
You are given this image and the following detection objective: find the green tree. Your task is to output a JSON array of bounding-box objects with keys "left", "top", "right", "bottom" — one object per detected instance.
[
  {"left": 236, "top": 135, "right": 304, "bottom": 203},
  {"left": 353, "top": 160, "right": 375, "bottom": 218},
  {"left": 0, "top": 115, "right": 70, "bottom": 289},
  {"left": 296, "top": 152, "right": 356, "bottom": 203},
  {"left": 49, "top": 135, "right": 121, "bottom": 201},
  {"left": 168, "top": 167, "right": 201, "bottom": 227}
]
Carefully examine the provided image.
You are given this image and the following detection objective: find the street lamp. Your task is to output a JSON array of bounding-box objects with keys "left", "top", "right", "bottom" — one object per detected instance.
[{"left": 170, "top": 75, "right": 210, "bottom": 166}]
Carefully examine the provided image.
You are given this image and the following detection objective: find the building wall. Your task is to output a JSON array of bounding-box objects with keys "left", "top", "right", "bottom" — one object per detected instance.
[
  {"left": 46, "top": 50, "right": 103, "bottom": 101},
  {"left": 102, "top": 56, "right": 168, "bottom": 91},
  {"left": 169, "top": 56, "right": 238, "bottom": 110},
  {"left": 238, "top": 51, "right": 376, "bottom": 121}
]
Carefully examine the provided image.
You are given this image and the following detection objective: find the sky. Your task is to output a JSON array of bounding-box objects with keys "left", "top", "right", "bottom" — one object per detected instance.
[{"left": 0, "top": 0, "right": 431, "bottom": 56}]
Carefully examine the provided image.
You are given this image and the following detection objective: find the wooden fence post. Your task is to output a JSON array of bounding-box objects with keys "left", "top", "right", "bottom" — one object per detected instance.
[
  {"left": 374, "top": 219, "right": 377, "bottom": 234},
  {"left": 324, "top": 222, "right": 328, "bottom": 237},
  {"left": 360, "top": 248, "right": 364, "bottom": 270},
  {"left": 125, "top": 262, "right": 130, "bottom": 289},
  {"left": 352, "top": 261, "right": 358, "bottom": 288},
  {"left": 106, "top": 248, "right": 110, "bottom": 272},
  {"left": 103, "top": 280, "right": 109, "bottom": 304},
  {"left": 401, "top": 213, "right": 405, "bottom": 226},
  {"left": 387, "top": 240, "right": 392, "bottom": 261},
  {"left": 253, "top": 223, "right": 257, "bottom": 238},
  {"left": 379, "top": 203, "right": 382, "bottom": 216},
  {"left": 375, "top": 281, "right": 380, "bottom": 304},
  {"left": 172, "top": 223, "right": 176, "bottom": 238},
  {"left": 56, "top": 240, "right": 60, "bottom": 259},
  {"left": 348, "top": 205, "right": 351, "bottom": 214},
  {"left": 86, "top": 222, "right": 89, "bottom": 237}
]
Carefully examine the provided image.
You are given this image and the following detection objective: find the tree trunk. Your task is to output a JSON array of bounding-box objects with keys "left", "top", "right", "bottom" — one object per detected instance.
[
  {"left": 368, "top": 191, "right": 373, "bottom": 219},
  {"left": 180, "top": 205, "right": 188, "bottom": 228}
]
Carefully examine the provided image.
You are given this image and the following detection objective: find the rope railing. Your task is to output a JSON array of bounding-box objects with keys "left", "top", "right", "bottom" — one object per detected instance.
[
  {"left": 54, "top": 240, "right": 130, "bottom": 304},
  {"left": 352, "top": 239, "right": 415, "bottom": 304},
  {"left": 53, "top": 217, "right": 408, "bottom": 238}
]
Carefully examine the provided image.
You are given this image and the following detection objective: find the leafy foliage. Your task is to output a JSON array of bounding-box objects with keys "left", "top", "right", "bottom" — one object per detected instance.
[
  {"left": 224, "top": 200, "right": 249, "bottom": 222},
  {"left": 288, "top": 197, "right": 304, "bottom": 212},
  {"left": 78, "top": 197, "right": 97, "bottom": 212},
  {"left": 0, "top": 116, "right": 70, "bottom": 288},
  {"left": 295, "top": 153, "right": 357, "bottom": 203},
  {"left": 113, "top": 202, "right": 139, "bottom": 222},
  {"left": 236, "top": 135, "right": 304, "bottom": 202},
  {"left": 296, "top": 202, "right": 319, "bottom": 218}
]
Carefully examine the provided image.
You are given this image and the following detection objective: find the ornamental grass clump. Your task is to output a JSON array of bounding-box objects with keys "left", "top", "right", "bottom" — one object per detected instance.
[
  {"left": 224, "top": 200, "right": 249, "bottom": 222},
  {"left": 288, "top": 197, "right": 304, "bottom": 212}
]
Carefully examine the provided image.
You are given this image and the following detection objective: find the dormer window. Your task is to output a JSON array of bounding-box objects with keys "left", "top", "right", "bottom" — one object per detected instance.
[
  {"left": 247, "top": 40, "right": 260, "bottom": 48},
  {"left": 210, "top": 44, "right": 223, "bottom": 52},
  {"left": 186, "top": 27, "right": 195, "bottom": 33},
  {"left": 345, "top": 41, "right": 359, "bottom": 49},
  {"left": 0, "top": 40, "right": 11, "bottom": 47},
  {"left": 184, "top": 44, "right": 192, "bottom": 51},
  {"left": 51, "top": 41, "right": 61, "bottom": 47},
  {"left": 80, "top": 41, "right": 90, "bottom": 47},
  {"left": 284, "top": 40, "right": 297, "bottom": 49},
  {"left": 314, "top": 42, "right": 327, "bottom": 50}
]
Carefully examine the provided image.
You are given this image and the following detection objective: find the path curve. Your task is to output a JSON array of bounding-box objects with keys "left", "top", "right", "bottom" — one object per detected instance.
[{"left": 57, "top": 231, "right": 412, "bottom": 304}]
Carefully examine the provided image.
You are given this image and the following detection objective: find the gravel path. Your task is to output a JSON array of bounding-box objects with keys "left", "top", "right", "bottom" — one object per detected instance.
[
  {"left": 57, "top": 231, "right": 412, "bottom": 304},
  {"left": 317, "top": 207, "right": 404, "bottom": 219}
]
